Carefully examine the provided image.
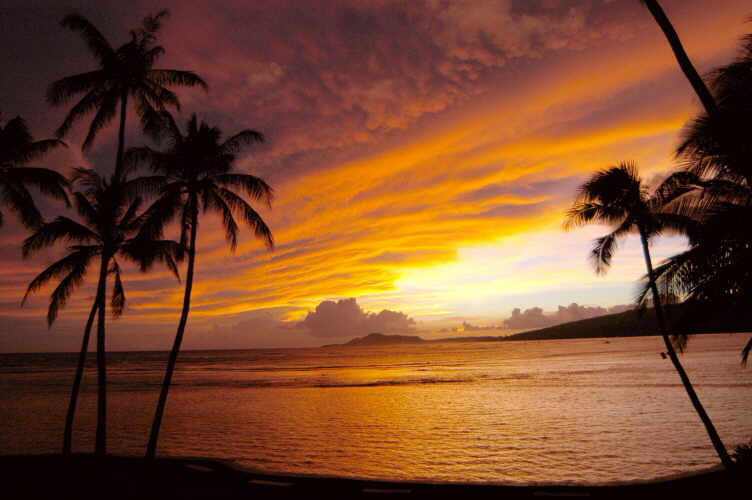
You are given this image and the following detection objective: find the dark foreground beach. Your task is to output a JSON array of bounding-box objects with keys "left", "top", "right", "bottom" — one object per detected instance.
[{"left": 0, "top": 454, "right": 742, "bottom": 499}]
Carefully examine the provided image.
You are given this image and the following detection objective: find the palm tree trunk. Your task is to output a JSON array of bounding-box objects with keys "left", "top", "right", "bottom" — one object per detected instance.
[
  {"left": 638, "top": 229, "right": 733, "bottom": 468},
  {"left": 114, "top": 91, "right": 128, "bottom": 182},
  {"left": 62, "top": 300, "right": 98, "bottom": 455},
  {"left": 146, "top": 203, "right": 198, "bottom": 459},
  {"left": 94, "top": 254, "right": 110, "bottom": 455},
  {"left": 642, "top": 0, "right": 718, "bottom": 116}
]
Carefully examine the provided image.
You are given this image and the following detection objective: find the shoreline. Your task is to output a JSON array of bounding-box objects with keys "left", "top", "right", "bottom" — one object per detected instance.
[
  {"left": 321, "top": 330, "right": 746, "bottom": 349},
  {"left": 0, "top": 454, "right": 740, "bottom": 499},
  {"left": 2, "top": 330, "right": 749, "bottom": 356}
]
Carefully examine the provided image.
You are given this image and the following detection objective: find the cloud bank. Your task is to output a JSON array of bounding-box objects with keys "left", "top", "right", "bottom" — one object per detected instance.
[
  {"left": 503, "top": 303, "right": 632, "bottom": 330},
  {"left": 300, "top": 298, "right": 415, "bottom": 338}
]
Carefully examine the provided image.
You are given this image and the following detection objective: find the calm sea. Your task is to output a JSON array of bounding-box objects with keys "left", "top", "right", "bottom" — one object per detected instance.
[{"left": 1, "top": 334, "right": 751, "bottom": 485}]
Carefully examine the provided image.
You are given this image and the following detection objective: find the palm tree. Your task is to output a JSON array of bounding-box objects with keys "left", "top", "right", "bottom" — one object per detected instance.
[
  {"left": 1, "top": 115, "right": 69, "bottom": 229},
  {"left": 47, "top": 10, "right": 207, "bottom": 181},
  {"left": 643, "top": 31, "right": 752, "bottom": 366},
  {"left": 126, "top": 113, "right": 274, "bottom": 459},
  {"left": 22, "top": 167, "right": 182, "bottom": 455},
  {"left": 641, "top": 0, "right": 718, "bottom": 116},
  {"left": 565, "top": 161, "right": 734, "bottom": 469}
]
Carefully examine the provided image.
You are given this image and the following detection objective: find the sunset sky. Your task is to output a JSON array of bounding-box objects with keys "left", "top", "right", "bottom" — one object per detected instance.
[{"left": 1, "top": 0, "right": 750, "bottom": 351}]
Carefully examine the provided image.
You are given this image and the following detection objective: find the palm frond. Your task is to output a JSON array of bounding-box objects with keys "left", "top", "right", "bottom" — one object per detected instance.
[
  {"left": 124, "top": 146, "right": 166, "bottom": 172},
  {"left": 220, "top": 130, "right": 265, "bottom": 154},
  {"left": 118, "top": 197, "right": 143, "bottom": 231},
  {"left": 651, "top": 212, "right": 700, "bottom": 241},
  {"left": 204, "top": 189, "right": 238, "bottom": 250},
  {"left": 69, "top": 167, "right": 101, "bottom": 189},
  {"left": 134, "top": 185, "right": 183, "bottom": 240},
  {"left": 121, "top": 238, "right": 183, "bottom": 280},
  {"left": 590, "top": 218, "right": 633, "bottom": 275},
  {"left": 137, "top": 10, "right": 170, "bottom": 44},
  {"left": 1, "top": 182, "right": 42, "bottom": 229},
  {"left": 82, "top": 91, "right": 119, "bottom": 150},
  {"left": 71, "top": 191, "right": 99, "bottom": 227},
  {"left": 121, "top": 175, "right": 167, "bottom": 203},
  {"left": 216, "top": 187, "right": 274, "bottom": 250},
  {"left": 132, "top": 91, "right": 165, "bottom": 143},
  {"left": 60, "top": 13, "right": 115, "bottom": 65},
  {"left": 22, "top": 247, "right": 99, "bottom": 307},
  {"left": 154, "top": 110, "right": 183, "bottom": 148},
  {"left": 54, "top": 88, "right": 106, "bottom": 139},
  {"left": 8, "top": 139, "right": 67, "bottom": 165},
  {"left": 46, "top": 71, "right": 106, "bottom": 106},
  {"left": 148, "top": 70, "right": 208, "bottom": 91},
  {"left": 653, "top": 171, "right": 702, "bottom": 207},
  {"left": 139, "top": 80, "right": 180, "bottom": 110},
  {"left": 23, "top": 216, "right": 99, "bottom": 257},
  {"left": 214, "top": 173, "right": 273, "bottom": 207},
  {"left": 563, "top": 202, "right": 625, "bottom": 230},
  {"left": 109, "top": 260, "right": 125, "bottom": 318},
  {"left": 6, "top": 167, "right": 70, "bottom": 206},
  {"left": 47, "top": 261, "right": 90, "bottom": 326},
  {"left": 141, "top": 45, "right": 166, "bottom": 67}
]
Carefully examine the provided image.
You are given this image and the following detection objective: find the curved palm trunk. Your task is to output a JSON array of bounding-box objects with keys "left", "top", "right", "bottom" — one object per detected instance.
[
  {"left": 114, "top": 91, "right": 128, "bottom": 182},
  {"left": 62, "top": 300, "right": 99, "bottom": 455},
  {"left": 638, "top": 229, "right": 733, "bottom": 468},
  {"left": 146, "top": 203, "right": 198, "bottom": 459},
  {"left": 643, "top": 0, "right": 718, "bottom": 116},
  {"left": 94, "top": 254, "right": 110, "bottom": 455}
]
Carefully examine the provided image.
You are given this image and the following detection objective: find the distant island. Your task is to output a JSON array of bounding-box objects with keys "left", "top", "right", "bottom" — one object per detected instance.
[
  {"left": 323, "top": 333, "right": 427, "bottom": 347},
  {"left": 326, "top": 304, "right": 752, "bottom": 347}
]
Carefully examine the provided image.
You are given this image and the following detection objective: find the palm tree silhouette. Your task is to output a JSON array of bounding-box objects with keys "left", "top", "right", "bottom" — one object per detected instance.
[
  {"left": 1, "top": 115, "right": 69, "bottom": 229},
  {"left": 47, "top": 10, "right": 207, "bottom": 181},
  {"left": 126, "top": 113, "right": 274, "bottom": 459},
  {"left": 22, "top": 167, "right": 182, "bottom": 455},
  {"left": 644, "top": 31, "right": 752, "bottom": 366},
  {"left": 565, "top": 161, "right": 733, "bottom": 469},
  {"left": 641, "top": 0, "right": 717, "bottom": 116}
]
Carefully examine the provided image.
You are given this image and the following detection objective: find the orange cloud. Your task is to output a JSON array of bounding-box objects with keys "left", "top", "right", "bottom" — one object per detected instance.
[{"left": 2, "top": 1, "right": 750, "bottom": 350}]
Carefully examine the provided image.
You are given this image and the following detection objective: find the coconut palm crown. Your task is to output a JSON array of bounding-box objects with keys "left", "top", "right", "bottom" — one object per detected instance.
[
  {"left": 564, "top": 161, "right": 692, "bottom": 274},
  {"left": 47, "top": 10, "right": 207, "bottom": 180},
  {"left": 22, "top": 168, "right": 182, "bottom": 324},
  {"left": 127, "top": 113, "right": 274, "bottom": 251}
]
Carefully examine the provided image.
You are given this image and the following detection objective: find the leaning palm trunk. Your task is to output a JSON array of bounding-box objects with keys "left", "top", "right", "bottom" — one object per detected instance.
[
  {"left": 642, "top": 0, "right": 718, "bottom": 116},
  {"left": 62, "top": 301, "right": 98, "bottom": 455},
  {"left": 638, "top": 229, "right": 733, "bottom": 468},
  {"left": 94, "top": 255, "right": 110, "bottom": 455},
  {"left": 146, "top": 204, "right": 198, "bottom": 459}
]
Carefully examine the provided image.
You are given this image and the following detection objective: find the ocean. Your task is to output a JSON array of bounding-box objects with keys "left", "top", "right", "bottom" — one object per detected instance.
[{"left": 1, "top": 333, "right": 750, "bottom": 485}]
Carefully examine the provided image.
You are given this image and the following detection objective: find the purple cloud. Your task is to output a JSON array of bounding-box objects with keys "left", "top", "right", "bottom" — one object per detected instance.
[{"left": 300, "top": 297, "right": 415, "bottom": 338}]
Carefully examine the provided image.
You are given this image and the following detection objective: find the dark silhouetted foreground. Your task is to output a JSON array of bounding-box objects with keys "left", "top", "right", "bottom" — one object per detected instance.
[{"left": 0, "top": 454, "right": 742, "bottom": 500}]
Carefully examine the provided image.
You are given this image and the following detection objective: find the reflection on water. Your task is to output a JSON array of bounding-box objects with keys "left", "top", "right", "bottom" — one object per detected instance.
[{"left": 1, "top": 334, "right": 751, "bottom": 484}]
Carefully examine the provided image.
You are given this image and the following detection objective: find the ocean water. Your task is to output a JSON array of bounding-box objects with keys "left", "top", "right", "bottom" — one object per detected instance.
[{"left": 1, "top": 334, "right": 751, "bottom": 485}]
